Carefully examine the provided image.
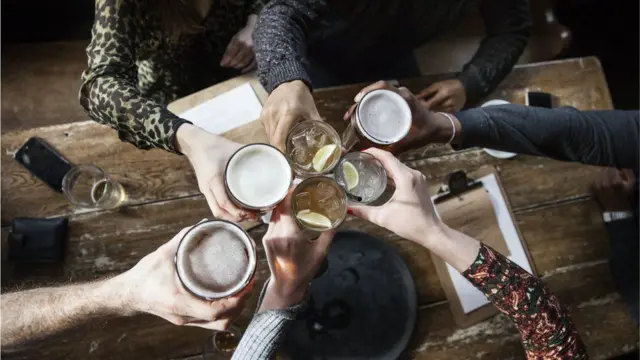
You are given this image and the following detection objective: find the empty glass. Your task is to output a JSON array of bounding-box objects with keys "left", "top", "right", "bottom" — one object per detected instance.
[{"left": 62, "top": 165, "right": 126, "bottom": 209}]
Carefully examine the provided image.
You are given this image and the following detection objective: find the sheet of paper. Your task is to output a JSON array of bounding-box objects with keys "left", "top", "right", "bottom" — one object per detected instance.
[
  {"left": 434, "top": 173, "right": 534, "bottom": 314},
  {"left": 179, "top": 82, "right": 263, "bottom": 135}
]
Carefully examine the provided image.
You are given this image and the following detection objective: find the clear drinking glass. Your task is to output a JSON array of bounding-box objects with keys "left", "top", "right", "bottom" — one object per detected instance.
[
  {"left": 62, "top": 165, "right": 126, "bottom": 209},
  {"left": 285, "top": 120, "right": 342, "bottom": 177},
  {"left": 292, "top": 176, "right": 347, "bottom": 231},
  {"left": 334, "top": 152, "right": 388, "bottom": 204},
  {"left": 203, "top": 326, "right": 242, "bottom": 359}
]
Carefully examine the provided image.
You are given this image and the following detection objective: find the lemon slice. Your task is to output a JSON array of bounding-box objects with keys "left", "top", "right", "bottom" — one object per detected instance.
[
  {"left": 296, "top": 210, "right": 332, "bottom": 229},
  {"left": 342, "top": 161, "right": 359, "bottom": 190},
  {"left": 312, "top": 144, "right": 338, "bottom": 173}
]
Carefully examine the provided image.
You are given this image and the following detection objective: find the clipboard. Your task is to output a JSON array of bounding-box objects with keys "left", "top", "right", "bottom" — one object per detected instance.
[{"left": 430, "top": 166, "right": 536, "bottom": 328}]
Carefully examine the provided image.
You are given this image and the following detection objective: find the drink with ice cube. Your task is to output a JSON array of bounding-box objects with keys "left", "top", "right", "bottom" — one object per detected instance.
[
  {"left": 286, "top": 120, "right": 342, "bottom": 177},
  {"left": 292, "top": 176, "right": 347, "bottom": 231},
  {"left": 334, "top": 152, "right": 387, "bottom": 204}
]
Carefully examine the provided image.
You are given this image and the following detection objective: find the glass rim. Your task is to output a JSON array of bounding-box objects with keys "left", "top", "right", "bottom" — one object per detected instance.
[
  {"left": 292, "top": 176, "right": 348, "bottom": 231},
  {"left": 354, "top": 89, "right": 412, "bottom": 145},
  {"left": 174, "top": 219, "right": 257, "bottom": 300},
  {"left": 285, "top": 120, "right": 342, "bottom": 176},
  {"left": 223, "top": 143, "right": 294, "bottom": 210}
]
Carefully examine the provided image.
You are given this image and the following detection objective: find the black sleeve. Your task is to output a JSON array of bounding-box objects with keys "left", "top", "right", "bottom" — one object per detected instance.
[
  {"left": 455, "top": 105, "right": 639, "bottom": 170},
  {"left": 253, "top": 0, "right": 328, "bottom": 93},
  {"left": 458, "top": 0, "right": 532, "bottom": 103}
]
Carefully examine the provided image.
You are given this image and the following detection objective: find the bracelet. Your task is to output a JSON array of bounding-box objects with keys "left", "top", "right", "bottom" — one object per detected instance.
[{"left": 436, "top": 112, "right": 456, "bottom": 144}]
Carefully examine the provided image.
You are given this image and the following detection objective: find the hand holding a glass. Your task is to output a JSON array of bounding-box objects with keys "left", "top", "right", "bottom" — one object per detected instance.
[{"left": 259, "top": 191, "right": 336, "bottom": 312}]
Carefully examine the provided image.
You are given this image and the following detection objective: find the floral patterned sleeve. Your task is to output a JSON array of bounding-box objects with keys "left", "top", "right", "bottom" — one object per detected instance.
[
  {"left": 462, "top": 244, "right": 588, "bottom": 359},
  {"left": 79, "top": 0, "right": 189, "bottom": 153}
]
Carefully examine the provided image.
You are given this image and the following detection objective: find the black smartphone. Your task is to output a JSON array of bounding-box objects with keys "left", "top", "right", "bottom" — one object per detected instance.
[
  {"left": 526, "top": 91, "right": 554, "bottom": 108},
  {"left": 14, "top": 137, "right": 73, "bottom": 192}
]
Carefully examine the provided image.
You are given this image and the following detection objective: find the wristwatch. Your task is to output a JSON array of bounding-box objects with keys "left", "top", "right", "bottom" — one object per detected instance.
[{"left": 602, "top": 211, "right": 634, "bottom": 223}]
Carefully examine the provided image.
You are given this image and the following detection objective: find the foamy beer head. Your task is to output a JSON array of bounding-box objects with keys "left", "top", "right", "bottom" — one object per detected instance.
[
  {"left": 356, "top": 89, "right": 412, "bottom": 145},
  {"left": 175, "top": 220, "right": 256, "bottom": 300},
  {"left": 225, "top": 144, "right": 293, "bottom": 210}
]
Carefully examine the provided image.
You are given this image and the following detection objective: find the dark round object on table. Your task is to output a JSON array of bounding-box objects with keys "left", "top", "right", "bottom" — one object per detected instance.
[{"left": 282, "top": 230, "right": 417, "bottom": 360}]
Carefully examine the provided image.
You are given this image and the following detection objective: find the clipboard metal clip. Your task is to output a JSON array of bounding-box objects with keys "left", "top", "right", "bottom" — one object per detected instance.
[{"left": 434, "top": 170, "right": 483, "bottom": 204}]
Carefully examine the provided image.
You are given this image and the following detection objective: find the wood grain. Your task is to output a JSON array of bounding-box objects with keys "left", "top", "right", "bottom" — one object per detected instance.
[
  {"left": 3, "top": 57, "right": 633, "bottom": 360},
  {"left": 1, "top": 58, "right": 611, "bottom": 223}
]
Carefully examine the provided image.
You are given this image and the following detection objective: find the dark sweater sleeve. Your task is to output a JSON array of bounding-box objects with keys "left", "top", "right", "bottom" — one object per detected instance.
[
  {"left": 463, "top": 245, "right": 588, "bottom": 359},
  {"left": 458, "top": 0, "right": 532, "bottom": 102},
  {"left": 253, "top": 0, "right": 328, "bottom": 93},
  {"left": 455, "top": 105, "right": 640, "bottom": 170}
]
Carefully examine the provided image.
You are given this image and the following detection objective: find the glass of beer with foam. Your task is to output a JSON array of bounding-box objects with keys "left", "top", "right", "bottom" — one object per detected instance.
[
  {"left": 342, "top": 89, "right": 412, "bottom": 152},
  {"left": 175, "top": 220, "right": 257, "bottom": 300},
  {"left": 224, "top": 143, "right": 293, "bottom": 213}
]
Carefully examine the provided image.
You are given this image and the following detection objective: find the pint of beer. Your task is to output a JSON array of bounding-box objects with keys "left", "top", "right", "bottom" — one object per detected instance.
[
  {"left": 342, "top": 89, "right": 412, "bottom": 152},
  {"left": 175, "top": 220, "right": 256, "bottom": 300}
]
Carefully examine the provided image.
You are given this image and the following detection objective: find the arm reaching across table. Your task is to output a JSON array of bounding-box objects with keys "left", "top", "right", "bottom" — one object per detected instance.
[
  {"left": 349, "top": 81, "right": 639, "bottom": 171},
  {"left": 1, "top": 225, "right": 252, "bottom": 350},
  {"left": 232, "top": 190, "right": 335, "bottom": 359},
  {"left": 347, "top": 148, "right": 588, "bottom": 359}
]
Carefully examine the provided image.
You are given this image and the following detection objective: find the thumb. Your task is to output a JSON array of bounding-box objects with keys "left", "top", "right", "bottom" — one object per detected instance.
[{"left": 347, "top": 204, "right": 381, "bottom": 225}]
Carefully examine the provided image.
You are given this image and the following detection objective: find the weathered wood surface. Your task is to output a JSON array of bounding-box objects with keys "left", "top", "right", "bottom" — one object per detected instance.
[
  {"left": 1, "top": 57, "right": 611, "bottom": 223},
  {"left": 3, "top": 58, "right": 636, "bottom": 360}
]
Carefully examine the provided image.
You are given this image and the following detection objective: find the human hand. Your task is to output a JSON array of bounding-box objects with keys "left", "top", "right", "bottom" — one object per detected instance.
[
  {"left": 259, "top": 191, "right": 335, "bottom": 312},
  {"left": 220, "top": 15, "right": 258, "bottom": 73},
  {"left": 343, "top": 81, "right": 461, "bottom": 150},
  {"left": 176, "top": 123, "right": 255, "bottom": 221},
  {"left": 347, "top": 148, "right": 445, "bottom": 245},
  {"left": 114, "top": 223, "right": 254, "bottom": 330},
  {"left": 591, "top": 168, "right": 636, "bottom": 211},
  {"left": 260, "top": 80, "right": 322, "bottom": 151},
  {"left": 417, "top": 79, "right": 467, "bottom": 113}
]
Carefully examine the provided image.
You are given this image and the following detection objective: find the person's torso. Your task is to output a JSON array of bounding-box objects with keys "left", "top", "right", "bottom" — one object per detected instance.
[
  {"left": 134, "top": 0, "right": 250, "bottom": 103},
  {"left": 308, "top": 0, "right": 470, "bottom": 73}
]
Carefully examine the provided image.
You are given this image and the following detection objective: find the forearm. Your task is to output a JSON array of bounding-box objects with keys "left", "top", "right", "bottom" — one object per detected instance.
[
  {"left": 232, "top": 279, "right": 306, "bottom": 360},
  {"left": 459, "top": 0, "right": 531, "bottom": 101},
  {"left": 254, "top": 0, "right": 327, "bottom": 92},
  {"left": 452, "top": 105, "right": 639, "bottom": 169},
  {"left": 416, "top": 227, "right": 586, "bottom": 358},
  {"left": 80, "top": 74, "right": 189, "bottom": 153},
  {"left": 1, "top": 277, "right": 128, "bottom": 348}
]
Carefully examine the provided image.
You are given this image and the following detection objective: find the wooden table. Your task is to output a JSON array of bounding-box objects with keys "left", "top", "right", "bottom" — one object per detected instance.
[{"left": 2, "top": 57, "right": 637, "bottom": 359}]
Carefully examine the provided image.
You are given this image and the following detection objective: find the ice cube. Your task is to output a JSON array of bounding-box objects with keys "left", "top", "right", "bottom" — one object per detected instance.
[
  {"left": 291, "top": 132, "right": 307, "bottom": 149},
  {"left": 316, "top": 182, "right": 336, "bottom": 200},
  {"left": 363, "top": 187, "right": 375, "bottom": 200},
  {"left": 316, "top": 133, "right": 329, "bottom": 146},
  {"left": 305, "top": 128, "right": 318, "bottom": 148},
  {"left": 291, "top": 148, "right": 311, "bottom": 166},
  {"left": 318, "top": 198, "right": 340, "bottom": 214},
  {"left": 295, "top": 192, "right": 311, "bottom": 210}
]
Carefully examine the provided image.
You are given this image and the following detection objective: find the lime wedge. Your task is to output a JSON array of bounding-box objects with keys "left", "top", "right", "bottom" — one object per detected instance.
[
  {"left": 296, "top": 210, "right": 332, "bottom": 229},
  {"left": 312, "top": 144, "right": 338, "bottom": 173},
  {"left": 342, "top": 161, "right": 359, "bottom": 191}
]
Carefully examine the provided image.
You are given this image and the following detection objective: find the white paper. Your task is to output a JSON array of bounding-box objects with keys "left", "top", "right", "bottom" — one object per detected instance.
[
  {"left": 433, "top": 173, "right": 533, "bottom": 314},
  {"left": 179, "top": 83, "right": 263, "bottom": 135}
]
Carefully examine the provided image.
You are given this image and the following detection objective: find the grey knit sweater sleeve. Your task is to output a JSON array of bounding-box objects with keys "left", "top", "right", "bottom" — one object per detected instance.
[
  {"left": 455, "top": 105, "right": 639, "bottom": 170},
  {"left": 458, "top": 0, "right": 532, "bottom": 103},
  {"left": 253, "top": 0, "right": 327, "bottom": 93},
  {"left": 232, "top": 279, "right": 307, "bottom": 360}
]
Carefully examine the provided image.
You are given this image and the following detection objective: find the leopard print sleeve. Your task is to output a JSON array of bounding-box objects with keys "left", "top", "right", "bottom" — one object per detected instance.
[
  {"left": 79, "top": 0, "right": 189, "bottom": 153},
  {"left": 462, "top": 244, "right": 588, "bottom": 360}
]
